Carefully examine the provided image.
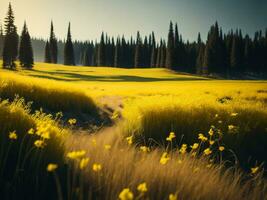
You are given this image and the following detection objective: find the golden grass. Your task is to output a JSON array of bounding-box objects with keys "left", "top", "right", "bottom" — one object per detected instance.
[
  {"left": 64, "top": 128, "right": 267, "bottom": 200},
  {"left": 0, "top": 68, "right": 97, "bottom": 114},
  {"left": 0, "top": 62, "right": 267, "bottom": 199}
]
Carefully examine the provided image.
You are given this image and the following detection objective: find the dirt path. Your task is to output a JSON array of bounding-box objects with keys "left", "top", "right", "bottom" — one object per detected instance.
[{"left": 97, "top": 95, "right": 124, "bottom": 115}]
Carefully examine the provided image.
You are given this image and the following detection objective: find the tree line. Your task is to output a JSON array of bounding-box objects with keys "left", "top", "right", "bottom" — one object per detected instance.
[
  {"left": 1, "top": 3, "right": 267, "bottom": 76},
  {"left": 43, "top": 21, "right": 267, "bottom": 76}
]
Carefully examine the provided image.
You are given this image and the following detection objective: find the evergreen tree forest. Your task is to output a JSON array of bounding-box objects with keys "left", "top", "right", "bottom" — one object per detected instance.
[
  {"left": 78, "top": 21, "right": 267, "bottom": 76},
  {"left": 0, "top": 3, "right": 266, "bottom": 77}
]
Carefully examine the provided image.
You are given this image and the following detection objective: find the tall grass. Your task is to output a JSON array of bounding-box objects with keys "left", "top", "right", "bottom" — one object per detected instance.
[
  {"left": 0, "top": 98, "right": 67, "bottom": 199},
  {"left": 122, "top": 97, "right": 267, "bottom": 168},
  {"left": 64, "top": 129, "right": 267, "bottom": 200},
  {"left": 0, "top": 72, "right": 97, "bottom": 115}
]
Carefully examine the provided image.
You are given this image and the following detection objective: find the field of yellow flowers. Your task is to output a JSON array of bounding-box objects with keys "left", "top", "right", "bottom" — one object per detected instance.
[{"left": 0, "top": 62, "right": 267, "bottom": 200}]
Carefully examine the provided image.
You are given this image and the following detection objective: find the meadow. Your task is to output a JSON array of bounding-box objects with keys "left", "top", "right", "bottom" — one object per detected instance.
[{"left": 0, "top": 62, "right": 267, "bottom": 200}]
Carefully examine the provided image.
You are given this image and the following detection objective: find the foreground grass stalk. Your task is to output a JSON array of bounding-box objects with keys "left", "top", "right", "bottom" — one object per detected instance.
[
  {"left": 0, "top": 143, "right": 12, "bottom": 178},
  {"left": 53, "top": 171, "right": 63, "bottom": 200}
]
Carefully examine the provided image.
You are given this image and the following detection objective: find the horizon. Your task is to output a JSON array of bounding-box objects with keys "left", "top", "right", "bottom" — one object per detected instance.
[{"left": 0, "top": 0, "right": 266, "bottom": 42}]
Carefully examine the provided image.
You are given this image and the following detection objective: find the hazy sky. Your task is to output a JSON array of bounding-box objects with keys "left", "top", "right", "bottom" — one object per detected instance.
[{"left": 0, "top": 0, "right": 266, "bottom": 42}]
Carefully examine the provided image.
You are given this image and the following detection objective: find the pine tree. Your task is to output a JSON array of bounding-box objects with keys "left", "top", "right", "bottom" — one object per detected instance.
[
  {"left": 134, "top": 31, "right": 141, "bottom": 68},
  {"left": 150, "top": 46, "right": 156, "bottom": 68},
  {"left": 196, "top": 33, "right": 204, "bottom": 74},
  {"left": 165, "top": 21, "right": 174, "bottom": 69},
  {"left": 160, "top": 40, "right": 166, "bottom": 67},
  {"left": 142, "top": 36, "right": 149, "bottom": 67},
  {"left": 114, "top": 37, "right": 120, "bottom": 67},
  {"left": 156, "top": 41, "right": 162, "bottom": 67},
  {"left": 203, "top": 22, "right": 224, "bottom": 74},
  {"left": 150, "top": 32, "right": 156, "bottom": 67},
  {"left": 82, "top": 43, "right": 94, "bottom": 66},
  {"left": 19, "top": 22, "right": 34, "bottom": 69},
  {"left": 0, "top": 23, "right": 4, "bottom": 59},
  {"left": 97, "top": 32, "right": 105, "bottom": 66},
  {"left": 230, "top": 33, "right": 242, "bottom": 74},
  {"left": 107, "top": 37, "right": 115, "bottom": 67},
  {"left": 49, "top": 21, "right": 58, "bottom": 63},
  {"left": 174, "top": 23, "right": 180, "bottom": 69},
  {"left": 64, "top": 23, "right": 75, "bottom": 65},
  {"left": 2, "top": 3, "right": 18, "bottom": 69},
  {"left": 121, "top": 36, "right": 127, "bottom": 67},
  {"left": 44, "top": 41, "right": 51, "bottom": 63}
]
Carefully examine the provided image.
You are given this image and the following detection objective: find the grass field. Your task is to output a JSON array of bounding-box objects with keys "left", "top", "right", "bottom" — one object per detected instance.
[{"left": 0, "top": 62, "right": 267, "bottom": 199}]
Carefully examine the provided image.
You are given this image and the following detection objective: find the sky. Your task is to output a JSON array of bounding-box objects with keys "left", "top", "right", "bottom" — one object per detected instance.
[{"left": 0, "top": 0, "right": 266, "bottom": 42}]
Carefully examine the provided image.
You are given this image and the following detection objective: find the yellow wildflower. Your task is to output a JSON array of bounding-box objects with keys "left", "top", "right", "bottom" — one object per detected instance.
[
  {"left": 9, "top": 131, "right": 18, "bottom": 140},
  {"left": 160, "top": 152, "right": 170, "bottom": 165},
  {"left": 208, "top": 128, "right": 214, "bottom": 136},
  {"left": 179, "top": 144, "right": 187, "bottom": 154},
  {"left": 231, "top": 113, "right": 238, "bottom": 117},
  {"left": 228, "top": 125, "right": 235, "bottom": 130},
  {"left": 166, "top": 132, "right": 176, "bottom": 142},
  {"left": 219, "top": 146, "right": 225, "bottom": 152},
  {"left": 36, "top": 123, "right": 50, "bottom": 136},
  {"left": 228, "top": 125, "right": 238, "bottom": 133},
  {"left": 67, "top": 150, "right": 86, "bottom": 160},
  {"left": 140, "top": 146, "right": 150, "bottom": 153},
  {"left": 137, "top": 182, "right": 148, "bottom": 193},
  {"left": 104, "top": 144, "right": 111, "bottom": 150},
  {"left": 203, "top": 148, "right": 212, "bottom": 156},
  {"left": 34, "top": 140, "right": 45, "bottom": 148},
  {"left": 251, "top": 166, "right": 259, "bottom": 174},
  {"left": 91, "top": 139, "right": 97, "bottom": 146},
  {"left": 68, "top": 118, "right": 77, "bottom": 125},
  {"left": 126, "top": 136, "right": 133, "bottom": 145},
  {"left": 119, "top": 188, "right": 134, "bottom": 200},
  {"left": 47, "top": 163, "right": 58, "bottom": 172},
  {"left": 190, "top": 143, "right": 199, "bottom": 150},
  {"left": 41, "top": 132, "right": 50, "bottom": 140},
  {"left": 28, "top": 128, "right": 34, "bottom": 135},
  {"left": 169, "top": 194, "right": 177, "bottom": 200},
  {"left": 209, "top": 140, "right": 215, "bottom": 145},
  {"left": 206, "top": 164, "right": 212, "bottom": 168},
  {"left": 193, "top": 167, "right": 200, "bottom": 173},
  {"left": 198, "top": 133, "right": 208, "bottom": 142},
  {"left": 92, "top": 163, "right": 102, "bottom": 172},
  {"left": 80, "top": 158, "right": 90, "bottom": 170}
]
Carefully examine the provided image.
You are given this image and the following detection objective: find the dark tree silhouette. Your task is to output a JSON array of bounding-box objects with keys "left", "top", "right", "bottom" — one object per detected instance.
[
  {"left": 97, "top": 32, "right": 105, "bottom": 66},
  {"left": 134, "top": 31, "right": 141, "bottom": 68},
  {"left": 64, "top": 23, "right": 75, "bottom": 65},
  {"left": 0, "top": 24, "right": 4, "bottom": 59},
  {"left": 49, "top": 21, "right": 58, "bottom": 63},
  {"left": 44, "top": 41, "right": 51, "bottom": 63},
  {"left": 2, "top": 3, "right": 18, "bottom": 69},
  {"left": 19, "top": 22, "right": 34, "bottom": 69},
  {"left": 150, "top": 32, "right": 156, "bottom": 67},
  {"left": 165, "top": 21, "right": 174, "bottom": 69}
]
